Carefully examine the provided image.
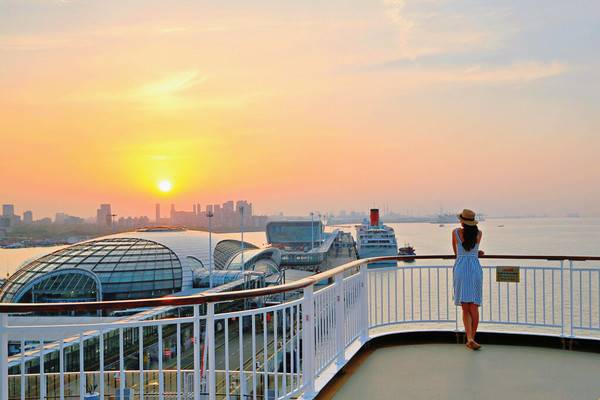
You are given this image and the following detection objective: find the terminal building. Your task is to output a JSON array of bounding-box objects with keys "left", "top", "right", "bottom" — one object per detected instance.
[
  {"left": 0, "top": 227, "right": 281, "bottom": 305},
  {"left": 266, "top": 220, "right": 357, "bottom": 271}
]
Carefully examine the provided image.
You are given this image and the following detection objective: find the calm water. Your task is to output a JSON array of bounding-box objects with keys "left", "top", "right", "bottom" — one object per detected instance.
[{"left": 1, "top": 218, "right": 599, "bottom": 276}]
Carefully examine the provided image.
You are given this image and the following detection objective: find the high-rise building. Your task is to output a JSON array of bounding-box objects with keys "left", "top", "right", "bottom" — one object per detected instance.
[
  {"left": 155, "top": 204, "right": 161, "bottom": 224},
  {"left": 236, "top": 200, "right": 252, "bottom": 216},
  {"left": 223, "top": 201, "right": 234, "bottom": 213},
  {"left": 55, "top": 213, "right": 66, "bottom": 224},
  {"left": 23, "top": 211, "right": 33, "bottom": 224},
  {"left": 96, "top": 204, "right": 112, "bottom": 227},
  {"left": 56, "top": 213, "right": 83, "bottom": 225},
  {"left": 2, "top": 204, "right": 14, "bottom": 218}
]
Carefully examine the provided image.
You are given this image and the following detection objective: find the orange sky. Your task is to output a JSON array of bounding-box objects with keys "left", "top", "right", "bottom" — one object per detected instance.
[{"left": 1, "top": 1, "right": 599, "bottom": 218}]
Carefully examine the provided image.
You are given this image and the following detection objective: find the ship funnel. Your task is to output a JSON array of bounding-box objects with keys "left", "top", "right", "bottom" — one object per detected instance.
[{"left": 370, "top": 209, "right": 380, "bottom": 226}]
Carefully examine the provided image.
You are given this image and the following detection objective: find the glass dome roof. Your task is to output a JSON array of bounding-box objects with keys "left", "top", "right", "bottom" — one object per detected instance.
[{"left": 0, "top": 237, "right": 182, "bottom": 303}]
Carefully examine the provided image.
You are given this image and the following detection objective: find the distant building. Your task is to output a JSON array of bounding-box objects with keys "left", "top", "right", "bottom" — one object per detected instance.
[
  {"left": 152, "top": 201, "right": 266, "bottom": 231},
  {"left": 0, "top": 217, "right": 10, "bottom": 230},
  {"left": 23, "top": 211, "right": 33, "bottom": 225},
  {"left": 96, "top": 204, "right": 112, "bottom": 227},
  {"left": 1, "top": 204, "right": 18, "bottom": 227},
  {"left": 2, "top": 204, "right": 14, "bottom": 218},
  {"left": 169, "top": 204, "right": 197, "bottom": 226},
  {"left": 116, "top": 216, "right": 150, "bottom": 229},
  {"left": 55, "top": 213, "right": 84, "bottom": 225}
]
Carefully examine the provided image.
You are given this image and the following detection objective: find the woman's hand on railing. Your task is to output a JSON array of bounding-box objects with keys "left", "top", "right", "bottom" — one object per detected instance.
[{"left": 478, "top": 250, "right": 485, "bottom": 257}]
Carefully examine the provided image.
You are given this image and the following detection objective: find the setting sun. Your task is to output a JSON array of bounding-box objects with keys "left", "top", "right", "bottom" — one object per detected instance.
[{"left": 158, "top": 180, "right": 172, "bottom": 193}]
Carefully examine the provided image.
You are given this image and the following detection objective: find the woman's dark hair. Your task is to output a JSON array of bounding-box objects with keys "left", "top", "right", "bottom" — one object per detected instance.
[{"left": 461, "top": 224, "right": 479, "bottom": 251}]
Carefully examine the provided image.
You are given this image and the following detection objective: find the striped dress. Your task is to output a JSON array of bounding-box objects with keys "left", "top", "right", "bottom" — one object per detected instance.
[{"left": 453, "top": 228, "right": 483, "bottom": 306}]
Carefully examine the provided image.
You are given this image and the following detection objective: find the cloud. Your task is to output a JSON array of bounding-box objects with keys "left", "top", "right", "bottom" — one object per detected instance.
[
  {"left": 381, "top": 0, "right": 514, "bottom": 60},
  {"left": 380, "top": 61, "right": 568, "bottom": 87},
  {"left": 0, "top": 24, "right": 192, "bottom": 51},
  {"left": 0, "top": 35, "right": 76, "bottom": 51},
  {"left": 135, "top": 70, "right": 206, "bottom": 98}
]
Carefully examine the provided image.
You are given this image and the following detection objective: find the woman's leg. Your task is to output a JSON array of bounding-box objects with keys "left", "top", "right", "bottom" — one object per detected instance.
[
  {"left": 469, "top": 303, "right": 479, "bottom": 340},
  {"left": 461, "top": 303, "right": 473, "bottom": 342}
]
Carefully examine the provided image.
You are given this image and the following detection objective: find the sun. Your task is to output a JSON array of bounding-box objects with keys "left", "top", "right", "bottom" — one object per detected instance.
[{"left": 158, "top": 180, "right": 172, "bottom": 192}]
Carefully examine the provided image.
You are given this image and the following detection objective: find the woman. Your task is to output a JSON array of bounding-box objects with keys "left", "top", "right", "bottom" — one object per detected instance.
[{"left": 452, "top": 209, "right": 484, "bottom": 350}]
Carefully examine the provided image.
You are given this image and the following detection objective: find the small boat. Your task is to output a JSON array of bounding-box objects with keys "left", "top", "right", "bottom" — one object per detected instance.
[
  {"left": 497, "top": 224, "right": 505, "bottom": 227},
  {"left": 438, "top": 224, "right": 445, "bottom": 227},
  {"left": 398, "top": 244, "right": 416, "bottom": 262}
]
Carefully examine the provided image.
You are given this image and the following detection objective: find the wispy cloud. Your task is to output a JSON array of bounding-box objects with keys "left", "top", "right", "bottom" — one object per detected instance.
[
  {"left": 378, "top": 61, "right": 568, "bottom": 87},
  {"left": 382, "top": 0, "right": 514, "bottom": 60},
  {"left": 0, "top": 24, "right": 192, "bottom": 51},
  {"left": 135, "top": 70, "right": 206, "bottom": 98}
]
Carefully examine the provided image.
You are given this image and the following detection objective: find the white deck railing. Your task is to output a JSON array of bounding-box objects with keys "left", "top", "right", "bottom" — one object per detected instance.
[{"left": 1, "top": 255, "right": 599, "bottom": 400}]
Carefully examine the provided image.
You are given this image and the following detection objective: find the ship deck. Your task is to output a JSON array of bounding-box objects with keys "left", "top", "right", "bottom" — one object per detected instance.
[{"left": 318, "top": 341, "right": 600, "bottom": 400}]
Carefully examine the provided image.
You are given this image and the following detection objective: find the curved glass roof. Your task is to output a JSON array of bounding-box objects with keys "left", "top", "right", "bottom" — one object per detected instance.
[
  {"left": 226, "top": 248, "right": 281, "bottom": 273},
  {"left": 213, "top": 240, "right": 259, "bottom": 270},
  {"left": 0, "top": 237, "right": 182, "bottom": 302}
]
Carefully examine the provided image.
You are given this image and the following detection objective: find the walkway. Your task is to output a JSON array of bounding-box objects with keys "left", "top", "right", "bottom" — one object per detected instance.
[{"left": 321, "top": 343, "right": 600, "bottom": 400}]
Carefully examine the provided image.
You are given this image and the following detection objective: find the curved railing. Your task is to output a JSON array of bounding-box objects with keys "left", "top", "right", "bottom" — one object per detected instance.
[{"left": 1, "top": 255, "right": 599, "bottom": 400}]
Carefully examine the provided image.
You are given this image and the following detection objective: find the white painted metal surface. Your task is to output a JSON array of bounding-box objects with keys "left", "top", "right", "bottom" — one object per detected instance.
[{"left": 1, "top": 257, "right": 599, "bottom": 400}]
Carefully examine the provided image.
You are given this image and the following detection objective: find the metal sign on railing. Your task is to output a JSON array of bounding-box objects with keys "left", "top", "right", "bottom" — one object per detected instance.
[{"left": 495, "top": 266, "right": 520, "bottom": 283}]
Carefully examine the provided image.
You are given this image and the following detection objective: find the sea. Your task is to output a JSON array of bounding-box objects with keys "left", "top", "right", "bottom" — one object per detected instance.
[{"left": 1, "top": 217, "right": 599, "bottom": 276}]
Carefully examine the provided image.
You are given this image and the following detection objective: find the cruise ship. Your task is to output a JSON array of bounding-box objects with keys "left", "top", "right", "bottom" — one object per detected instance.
[{"left": 356, "top": 209, "right": 398, "bottom": 267}]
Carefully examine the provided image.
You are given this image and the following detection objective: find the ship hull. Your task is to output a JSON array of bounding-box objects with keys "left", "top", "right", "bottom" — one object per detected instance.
[{"left": 357, "top": 247, "right": 398, "bottom": 268}]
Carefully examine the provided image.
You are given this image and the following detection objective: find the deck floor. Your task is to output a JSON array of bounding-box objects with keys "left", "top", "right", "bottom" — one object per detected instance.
[{"left": 322, "top": 343, "right": 600, "bottom": 400}]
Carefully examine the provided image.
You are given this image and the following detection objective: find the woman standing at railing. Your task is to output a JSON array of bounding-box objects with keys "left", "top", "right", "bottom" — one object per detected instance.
[{"left": 452, "top": 209, "right": 484, "bottom": 350}]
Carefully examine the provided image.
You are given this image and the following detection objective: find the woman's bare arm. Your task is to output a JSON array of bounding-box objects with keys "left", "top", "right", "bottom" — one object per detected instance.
[
  {"left": 477, "top": 231, "right": 485, "bottom": 256},
  {"left": 452, "top": 230, "right": 457, "bottom": 255}
]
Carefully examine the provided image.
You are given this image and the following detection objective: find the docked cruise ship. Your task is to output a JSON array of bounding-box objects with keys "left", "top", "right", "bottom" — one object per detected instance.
[{"left": 356, "top": 209, "right": 398, "bottom": 267}]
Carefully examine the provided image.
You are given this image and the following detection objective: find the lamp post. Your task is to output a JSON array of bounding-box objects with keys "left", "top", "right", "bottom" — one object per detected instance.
[
  {"left": 240, "top": 205, "right": 245, "bottom": 274},
  {"left": 310, "top": 212, "right": 314, "bottom": 251},
  {"left": 207, "top": 211, "right": 214, "bottom": 288},
  {"left": 318, "top": 213, "right": 322, "bottom": 242}
]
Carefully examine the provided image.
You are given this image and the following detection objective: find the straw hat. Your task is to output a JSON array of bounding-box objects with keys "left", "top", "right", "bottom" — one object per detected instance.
[{"left": 457, "top": 209, "right": 478, "bottom": 226}]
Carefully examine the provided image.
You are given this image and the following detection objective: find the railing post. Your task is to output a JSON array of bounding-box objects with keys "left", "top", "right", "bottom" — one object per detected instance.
[
  {"left": 560, "top": 260, "right": 564, "bottom": 338},
  {"left": 193, "top": 305, "right": 201, "bottom": 400},
  {"left": 302, "top": 284, "right": 316, "bottom": 397},
  {"left": 334, "top": 273, "right": 345, "bottom": 366},
  {"left": 569, "top": 260, "right": 574, "bottom": 338},
  {"left": 0, "top": 313, "right": 8, "bottom": 400},
  {"left": 359, "top": 264, "right": 369, "bottom": 343},
  {"left": 207, "top": 303, "right": 216, "bottom": 400}
]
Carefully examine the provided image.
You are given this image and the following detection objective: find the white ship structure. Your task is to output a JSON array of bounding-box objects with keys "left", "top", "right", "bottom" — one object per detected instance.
[{"left": 356, "top": 209, "right": 398, "bottom": 267}]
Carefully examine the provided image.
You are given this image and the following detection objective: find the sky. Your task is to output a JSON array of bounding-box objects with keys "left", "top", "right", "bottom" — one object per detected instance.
[{"left": 1, "top": 0, "right": 599, "bottom": 219}]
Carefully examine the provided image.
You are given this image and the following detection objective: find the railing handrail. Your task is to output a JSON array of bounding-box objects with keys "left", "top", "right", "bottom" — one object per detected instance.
[{"left": 1, "top": 254, "right": 599, "bottom": 313}]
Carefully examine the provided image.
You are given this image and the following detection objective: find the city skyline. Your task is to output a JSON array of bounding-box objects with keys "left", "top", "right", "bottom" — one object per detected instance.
[
  {"left": 1, "top": 1, "right": 599, "bottom": 217},
  {"left": 0, "top": 200, "right": 585, "bottom": 224}
]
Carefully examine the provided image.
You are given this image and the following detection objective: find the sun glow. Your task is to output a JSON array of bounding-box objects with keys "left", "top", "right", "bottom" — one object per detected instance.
[{"left": 158, "top": 180, "right": 172, "bottom": 192}]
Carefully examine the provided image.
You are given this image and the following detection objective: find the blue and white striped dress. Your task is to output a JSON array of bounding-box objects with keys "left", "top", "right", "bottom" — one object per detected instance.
[{"left": 453, "top": 228, "right": 483, "bottom": 306}]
